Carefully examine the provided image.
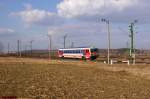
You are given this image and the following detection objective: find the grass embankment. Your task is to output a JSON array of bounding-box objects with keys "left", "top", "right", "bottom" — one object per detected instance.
[{"left": 0, "top": 57, "right": 150, "bottom": 98}]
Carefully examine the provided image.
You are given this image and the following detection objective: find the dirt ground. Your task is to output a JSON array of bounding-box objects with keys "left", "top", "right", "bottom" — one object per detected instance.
[{"left": 0, "top": 57, "right": 150, "bottom": 99}]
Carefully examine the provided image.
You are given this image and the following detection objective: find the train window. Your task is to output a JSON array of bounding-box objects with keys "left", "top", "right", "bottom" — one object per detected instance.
[
  {"left": 79, "top": 50, "right": 81, "bottom": 53},
  {"left": 76, "top": 50, "right": 78, "bottom": 53},
  {"left": 91, "top": 48, "right": 98, "bottom": 52},
  {"left": 80, "top": 50, "right": 82, "bottom": 53},
  {"left": 86, "top": 49, "right": 89, "bottom": 53}
]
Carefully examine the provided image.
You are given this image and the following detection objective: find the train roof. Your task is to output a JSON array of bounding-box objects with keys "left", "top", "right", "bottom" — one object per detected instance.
[{"left": 59, "top": 47, "right": 97, "bottom": 50}]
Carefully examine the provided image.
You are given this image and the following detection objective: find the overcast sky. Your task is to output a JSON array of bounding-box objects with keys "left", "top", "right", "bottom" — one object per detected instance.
[{"left": 0, "top": 0, "right": 150, "bottom": 52}]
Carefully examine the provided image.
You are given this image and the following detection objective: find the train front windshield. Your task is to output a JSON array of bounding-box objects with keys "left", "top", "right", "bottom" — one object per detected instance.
[{"left": 91, "top": 48, "right": 98, "bottom": 53}]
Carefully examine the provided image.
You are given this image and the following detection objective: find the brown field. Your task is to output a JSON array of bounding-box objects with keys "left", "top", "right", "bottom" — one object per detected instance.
[{"left": 0, "top": 57, "right": 150, "bottom": 99}]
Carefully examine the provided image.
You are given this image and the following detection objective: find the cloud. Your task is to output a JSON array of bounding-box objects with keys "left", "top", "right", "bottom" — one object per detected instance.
[
  {"left": 48, "top": 22, "right": 104, "bottom": 36},
  {"left": 57, "top": 0, "right": 139, "bottom": 18},
  {"left": 10, "top": 4, "right": 64, "bottom": 26},
  {"left": 57, "top": 0, "right": 150, "bottom": 23},
  {"left": 0, "top": 28, "right": 15, "bottom": 34}
]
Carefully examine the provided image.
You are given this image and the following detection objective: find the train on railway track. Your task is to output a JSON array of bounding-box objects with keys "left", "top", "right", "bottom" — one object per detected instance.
[{"left": 58, "top": 47, "right": 99, "bottom": 60}]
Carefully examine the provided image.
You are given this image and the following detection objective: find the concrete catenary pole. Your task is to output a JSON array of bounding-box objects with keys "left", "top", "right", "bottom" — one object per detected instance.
[
  {"left": 71, "top": 42, "right": 74, "bottom": 48},
  {"left": 30, "top": 40, "right": 34, "bottom": 57},
  {"left": 64, "top": 34, "right": 67, "bottom": 48},
  {"left": 129, "top": 20, "right": 137, "bottom": 64},
  {"left": 8, "top": 42, "right": 10, "bottom": 54},
  {"left": 101, "top": 18, "right": 111, "bottom": 64},
  {"left": 17, "top": 40, "right": 19, "bottom": 56},
  {"left": 47, "top": 35, "right": 52, "bottom": 60},
  {"left": 17, "top": 40, "right": 21, "bottom": 57}
]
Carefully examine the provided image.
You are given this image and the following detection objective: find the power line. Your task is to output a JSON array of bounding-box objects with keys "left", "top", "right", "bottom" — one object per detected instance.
[{"left": 118, "top": 27, "right": 129, "bottom": 36}]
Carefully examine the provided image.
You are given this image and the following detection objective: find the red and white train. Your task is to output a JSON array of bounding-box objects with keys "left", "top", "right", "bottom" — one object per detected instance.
[{"left": 58, "top": 47, "right": 99, "bottom": 60}]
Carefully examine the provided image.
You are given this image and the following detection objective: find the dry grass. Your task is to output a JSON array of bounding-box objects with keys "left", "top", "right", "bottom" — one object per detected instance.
[{"left": 0, "top": 57, "right": 150, "bottom": 98}]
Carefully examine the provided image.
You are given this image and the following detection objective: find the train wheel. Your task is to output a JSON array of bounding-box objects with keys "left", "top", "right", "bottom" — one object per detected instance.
[
  {"left": 60, "top": 56, "right": 64, "bottom": 60},
  {"left": 82, "top": 56, "right": 86, "bottom": 60},
  {"left": 90, "top": 56, "right": 96, "bottom": 60}
]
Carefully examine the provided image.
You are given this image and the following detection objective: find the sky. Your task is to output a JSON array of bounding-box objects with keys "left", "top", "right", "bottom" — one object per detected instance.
[{"left": 0, "top": 0, "right": 150, "bottom": 52}]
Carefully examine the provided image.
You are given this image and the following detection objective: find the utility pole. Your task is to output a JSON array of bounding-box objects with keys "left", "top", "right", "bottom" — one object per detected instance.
[
  {"left": 64, "top": 34, "right": 67, "bottom": 48},
  {"left": 20, "top": 40, "right": 22, "bottom": 57},
  {"left": 47, "top": 35, "right": 52, "bottom": 60},
  {"left": 30, "top": 40, "right": 34, "bottom": 57},
  {"left": 71, "top": 42, "right": 74, "bottom": 48},
  {"left": 24, "top": 44, "right": 28, "bottom": 56},
  {"left": 8, "top": 42, "right": 10, "bottom": 54},
  {"left": 17, "top": 40, "right": 21, "bottom": 57},
  {"left": 25, "top": 45, "right": 27, "bottom": 51},
  {"left": 129, "top": 20, "right": 137, "bottom": 64},
  {"left": 17, "top": 40, "right": 19, "bottom": 56},
  {"left": 101, "top": 18, "right": 111, "bottom": 64}
]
